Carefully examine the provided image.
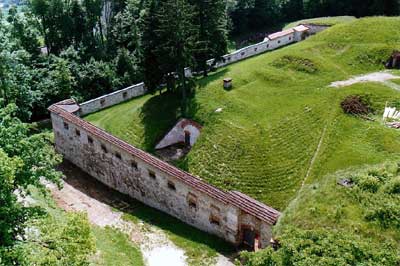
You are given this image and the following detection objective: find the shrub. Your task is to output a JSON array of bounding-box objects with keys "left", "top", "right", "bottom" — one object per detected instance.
[
  {"left": 383, "top": 176, "right": 400, "bottom": 194},
  {"left": 340, "top": 95, "right": 372, "bottom": 115},
  {"left": 365, "top": 201, "right": 400, "bottom": 228},
  {"left": 356, "top": 174, "right": 381, "bottom": 193}
]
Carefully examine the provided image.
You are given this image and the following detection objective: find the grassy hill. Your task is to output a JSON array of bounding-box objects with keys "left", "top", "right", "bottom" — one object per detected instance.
[
  {"left": 85, "top": 17, "right": 400, "bottom": 211},
  {"left": 283, "top": 16, "right": 356, "bottom": 29}
]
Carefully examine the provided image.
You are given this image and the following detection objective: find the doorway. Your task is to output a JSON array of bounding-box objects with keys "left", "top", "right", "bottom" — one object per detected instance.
[
  {"left": 184, "top": 131, "right": 191, "bottom": 146},
  {"left": 241, "top": 226, "right": 259, "bottom": 251}
]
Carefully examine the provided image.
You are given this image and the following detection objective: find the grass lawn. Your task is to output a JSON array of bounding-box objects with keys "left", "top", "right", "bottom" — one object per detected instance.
[
  {"left": 90, "top": 226, "right": 144, "bottom": 266},
  {"left": 283, "top": 16, "right": 356, "bottom": 29},
  {"left": 85, "top": 17, "right": 400, "bottom": 212}
]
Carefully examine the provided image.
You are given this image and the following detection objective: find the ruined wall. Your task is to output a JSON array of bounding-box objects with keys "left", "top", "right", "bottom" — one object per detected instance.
[
  {"left": 49, "top": 102, "right": 280, "bottom": 248},
  {"left": 79, "top": 83, "right": 146, "bottom": 116},
  {"left": 302, "top": 24, "right": 330, "bottom": 34},
  {"left": 155, "top": 119, "right": 202, "bottom": 149}
]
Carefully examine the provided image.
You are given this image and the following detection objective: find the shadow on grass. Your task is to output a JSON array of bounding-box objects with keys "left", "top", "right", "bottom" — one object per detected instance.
[
  {"left": 58, "top": 160, "right": 235, "bottom": 257},
  {"left": 197, "top": 68, "right": 229, "bottom": 89},
  {"left": 140, "top": 90, "right": 203, "bottom": 153}
]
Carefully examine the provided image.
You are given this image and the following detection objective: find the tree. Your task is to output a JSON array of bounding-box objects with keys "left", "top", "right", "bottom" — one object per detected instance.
[
  {"left": 192, "top": 0, "right": 228, "bottom": 76},
  {"left": 0, "top": 103, "right": 62, "bottom": 262},
  {"left": 154, "top": 0, "right": 197, "bottom": 117}
]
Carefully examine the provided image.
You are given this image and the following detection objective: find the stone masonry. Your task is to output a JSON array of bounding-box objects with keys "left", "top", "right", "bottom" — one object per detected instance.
[{"left": 49, "top": 99, "right": 280, "bottom": 249}]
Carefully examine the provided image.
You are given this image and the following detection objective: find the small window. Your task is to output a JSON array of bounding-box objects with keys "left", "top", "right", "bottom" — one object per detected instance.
[
  {"left": 187, "top": 192, "right": 198, "bottom": 211},
  {"left": 88, "top": 136, "right": 94, "bottom": 144},
  {"left": 100, "top": 99, "right": 106, "bottom": 106},
  {"left": 131, "top": 160, "right": 138, "bottom": 170},
  {"left": 267, "top": 44, "right": 270, "bottom": 48},
  {"left": 254, "top": 47, "right": 257, "bottom": 52},
  {"left": 241, "top": 52, "right": 245, "bottom": 56},
  {"left": 227, "top": 57, "right": 231, "bottom": 61},
  {"left": 209, "top": 215, "right": 220, "bottom": 226},
  {"left": 101, "top": 144, "right": 108, "bottom": 153},
  {"left": 123, "top": 92, "right": 128, "bottom": 99},
  {"left": 278, "top": 40, "right": 281, "bottom": 44},
  {"left": 63, "top": 122, "right": 69, "bottom": 130},
  {"left": 115, "top": 152, "right": 122, "bottom": 160},
  {"left": 75, "top": 129, "right": 81, "bottom": 137},
  {"left": 289, "top": 37, "right": 292, "bottom": 40},
  {"left": 148, "top": 170, "right": 156, "bottom": 179},
  {"left": 167, "top": 181, "right": 176, "bottom": 191}
]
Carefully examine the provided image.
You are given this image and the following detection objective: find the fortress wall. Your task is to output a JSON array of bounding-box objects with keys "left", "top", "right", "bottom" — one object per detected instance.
[
  {"left": 49, "top": 101, "right": 280, "bottom": 248},
  {"left": 79, "top": 83, "right": 146, "bottom": 116}
]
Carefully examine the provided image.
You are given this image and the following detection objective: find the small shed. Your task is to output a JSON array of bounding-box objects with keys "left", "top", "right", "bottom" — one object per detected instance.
[{"left": 223, "top": 78, "right": 233, "bottom": 89}]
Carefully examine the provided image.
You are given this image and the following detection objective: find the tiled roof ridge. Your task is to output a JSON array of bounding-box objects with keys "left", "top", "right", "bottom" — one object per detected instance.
[{"left": 49, "top": 100, "right": 280, "bottom": 225}]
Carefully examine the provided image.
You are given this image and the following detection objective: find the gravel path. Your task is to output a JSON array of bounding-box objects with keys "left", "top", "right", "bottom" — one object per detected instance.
[{"left": 329, "top": 71, "right": 400, "bottom": 89}]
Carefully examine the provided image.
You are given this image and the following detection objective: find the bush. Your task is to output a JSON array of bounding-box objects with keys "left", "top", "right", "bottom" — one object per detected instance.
[
  {"left": 356, "top": 174, "right": 381, "bottom": 193},
  {"left": 383, "top": 176, "right": 400, "bottom": 194},
  {"left": 341, "top": 95, "right": 372, "bottom": 115},
  {"left": 239, "top": 228, "right": 400, "bottom": 266}
]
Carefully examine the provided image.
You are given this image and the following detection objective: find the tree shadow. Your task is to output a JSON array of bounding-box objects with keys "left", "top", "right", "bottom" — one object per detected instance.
[
  {"left": 197, "top": 68, "right": 230, "bottom": 89},
  {"left": 57, "top": 160, "right": 236, "bottom": 257}
]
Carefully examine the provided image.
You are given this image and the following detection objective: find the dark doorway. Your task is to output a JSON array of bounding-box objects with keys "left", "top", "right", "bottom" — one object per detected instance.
[
  {"left": 241, "top": 227, "right": 257, "bottom": 251},
  {"left": 184, "top": 131, "right": 191, "bottom": 146}
]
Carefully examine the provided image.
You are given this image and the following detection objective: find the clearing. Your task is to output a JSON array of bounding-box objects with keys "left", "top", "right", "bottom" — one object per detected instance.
[{"left": 85, "top": 17, "right": 400, "bottom": 212}]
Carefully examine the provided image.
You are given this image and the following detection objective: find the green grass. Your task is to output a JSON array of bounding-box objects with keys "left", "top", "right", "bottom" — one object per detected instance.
[
  {"left": 284, "top": 16, "right": 357, "bottom": 29},
  {"left": 85, "top": 17, "right": 400, "bottom": 211},
  {"left": 90, "top": 226, "right": 144, "bottom": 266}
]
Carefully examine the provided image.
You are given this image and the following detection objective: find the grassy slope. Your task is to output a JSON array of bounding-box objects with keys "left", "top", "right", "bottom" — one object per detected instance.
[
  {"left": 275, "top": 162, "right": 400, "bottom": 250},
  {"left": 283, "top": 16, "right": 356, "bottom": 29},
  {"left": 85, "top": 17, "right": 400, "bottom": 211}
]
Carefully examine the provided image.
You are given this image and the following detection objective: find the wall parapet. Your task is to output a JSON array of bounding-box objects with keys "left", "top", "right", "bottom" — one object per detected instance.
[{"left": 49, "top": 99, "right": 280, "bottom": 248}]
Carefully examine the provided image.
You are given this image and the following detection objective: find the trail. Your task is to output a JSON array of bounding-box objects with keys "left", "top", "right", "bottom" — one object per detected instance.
[
  {"left": 302, "top": 125, "right": 327, "bottom": 188},
  {"left": 329, "top": 71, "right": 400, "bottom": 89}
]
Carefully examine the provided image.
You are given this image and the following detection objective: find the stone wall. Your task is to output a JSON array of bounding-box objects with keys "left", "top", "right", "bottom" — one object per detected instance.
[
  {"left": 49, "top": 100, "right": 280, "bottom": 249},
  {"left": 155, "top": 119, "right": 202, "bottom": 149},
  {"left": 79, "top": 83, "right": 146, "bottom": 116}
]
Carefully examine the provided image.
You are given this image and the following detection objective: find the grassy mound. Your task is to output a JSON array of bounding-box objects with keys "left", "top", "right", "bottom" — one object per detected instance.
[
  {"left": 283, "top": 16, "right": 356, "bottom": 30},
  {"left": 85, "top": 17, "right": 400, "bottom": 210}
]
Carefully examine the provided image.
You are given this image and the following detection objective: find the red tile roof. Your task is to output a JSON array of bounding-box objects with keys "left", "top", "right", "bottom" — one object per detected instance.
[
  {"left": 49, "top": 100, "right": 280, "bottom": 225},
  {"left": 227, "top": 191, "right": 281, "bottom": 225},
  {"left": 268, "top": 29, "right": 294, "bottom": 40}
]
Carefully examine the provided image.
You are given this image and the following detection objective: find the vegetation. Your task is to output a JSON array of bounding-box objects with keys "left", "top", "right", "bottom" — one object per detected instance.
[
  {"left": 264, "top": 162, "right": 400, "bottom": 266},
  {"left": 86, "top": 17, "right": 400, "bottom": 210},
  {"left": 341, "top": 95, "right": 372, "bottom": 115}
]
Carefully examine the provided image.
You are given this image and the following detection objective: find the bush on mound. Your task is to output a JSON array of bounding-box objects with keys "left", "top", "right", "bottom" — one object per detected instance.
[{"left": 341, "top": 95, "right": 372, "bottom": 115}]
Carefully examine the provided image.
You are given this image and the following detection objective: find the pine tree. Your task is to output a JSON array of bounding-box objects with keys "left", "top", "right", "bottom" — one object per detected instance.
[{"left": 192, "top": 0, "right": 228, "bottom": 76}]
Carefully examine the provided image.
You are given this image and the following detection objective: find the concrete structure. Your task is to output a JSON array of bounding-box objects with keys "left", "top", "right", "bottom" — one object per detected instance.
[
  {"left": 155, "top": 119, "right": 202, "bottom": 149},
  {"left": 49, "top": 99, "right": 280, "bottom": 249}
]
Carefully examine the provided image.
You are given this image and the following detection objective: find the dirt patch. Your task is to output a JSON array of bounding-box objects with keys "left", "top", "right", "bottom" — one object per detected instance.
[{"left": 329, "top": 72, "right": 400, "bottom": 89}]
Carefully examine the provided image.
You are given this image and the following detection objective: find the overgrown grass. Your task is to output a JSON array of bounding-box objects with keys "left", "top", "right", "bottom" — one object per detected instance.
[
  {"left": 90, "top": 226, "right": 144, "bottom": 266},
  {"left": 283, "top": 16, "right": 356, "bottom": 29},
  {"left": 276, "top": 162, "right": 400, "bottom": 250},
  {"left": 85, "top": 17, "right": 400, "bottom": 211}
]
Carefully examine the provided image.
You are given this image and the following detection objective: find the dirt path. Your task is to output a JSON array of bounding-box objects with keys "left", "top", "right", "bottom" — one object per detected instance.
[
  {"left": 329, "top": 71, "right": 400, "bottom": 89},
  {"left": 47, "top": 161, "right": 234, "bottom": 266},
  {"left": 47, "top": 162, "right": 187, "bottom": 266}
]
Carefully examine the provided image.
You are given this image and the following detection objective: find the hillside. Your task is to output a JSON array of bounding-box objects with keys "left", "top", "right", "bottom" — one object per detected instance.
[
  {"left": 283, "top": 16, "right": 356, "bottom": 29},
  {"left": 85, "top": 17, "right": 400, "bottom": 211}
]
